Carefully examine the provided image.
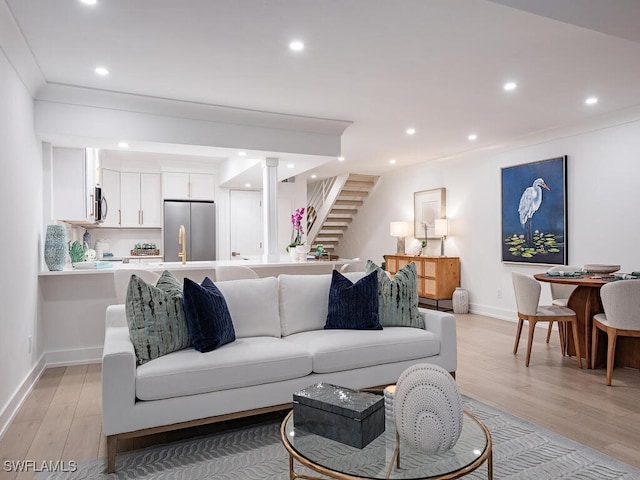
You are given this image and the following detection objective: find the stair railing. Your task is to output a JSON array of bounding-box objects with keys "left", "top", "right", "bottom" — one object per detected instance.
[{"left": 307, "top": 173, "right": 350, "bottom": 245}]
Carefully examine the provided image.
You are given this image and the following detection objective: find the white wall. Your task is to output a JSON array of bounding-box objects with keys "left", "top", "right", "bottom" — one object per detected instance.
[
  {"left": 339, "top": 118, "right": 640, "bottom": 320},
  {"left": 0, "top": 49, "right": 44, "bottom": 433}
]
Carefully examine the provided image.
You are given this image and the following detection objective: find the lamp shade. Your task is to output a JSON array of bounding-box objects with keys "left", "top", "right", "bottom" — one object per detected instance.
[
  {"left": 390, "top": 221, "right": 409, "bottom": 237},
  {"left": 434, "top": 218, "right": 449, "bottom": 237}
]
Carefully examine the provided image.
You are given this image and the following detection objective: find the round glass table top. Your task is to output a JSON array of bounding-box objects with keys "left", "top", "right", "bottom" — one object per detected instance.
[{"left": 281, "top": 410, "right": 491, "bottom": 479}]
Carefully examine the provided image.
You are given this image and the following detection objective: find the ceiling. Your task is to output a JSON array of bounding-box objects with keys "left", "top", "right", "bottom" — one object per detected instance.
[{"left": 6, "top": 0, "right": 640, "bottom": 182}]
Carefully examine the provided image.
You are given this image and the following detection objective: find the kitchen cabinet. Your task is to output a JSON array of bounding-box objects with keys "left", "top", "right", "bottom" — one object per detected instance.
[
  {"left": 52, "top": 147, "right": 98, "bottom": 223},
  {"left": 163, "top": 172, "right": 215, "bottom": 200},
  {"left": 385, "top": 255, "right": 460, "bottom": 301},
  {"left": 120, "top": 173, "right": 162, "bottom": 228},
  {"left": 100, "top": 169, "right": 121, "bottom": 228}
]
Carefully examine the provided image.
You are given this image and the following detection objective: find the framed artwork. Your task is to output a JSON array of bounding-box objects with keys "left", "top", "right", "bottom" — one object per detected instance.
[
  {"left": 414, "top": 188, "right": 446, "bottom": 239},
  {"left": 501, "top": 156, "right": 567, "bottom": 265}
]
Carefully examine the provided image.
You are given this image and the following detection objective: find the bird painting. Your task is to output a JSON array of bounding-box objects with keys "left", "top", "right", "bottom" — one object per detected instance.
[{"left": 518, "top": 178, "right": 550, "bottom": 246}]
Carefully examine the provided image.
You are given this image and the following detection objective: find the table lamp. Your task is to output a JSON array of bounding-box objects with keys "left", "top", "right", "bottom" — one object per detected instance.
[
  {"left": 435, "top": 218, "right": 449, "bottom": 256},
  {"left": 390, "top": 221, "right": 409, "bottom": 254}
]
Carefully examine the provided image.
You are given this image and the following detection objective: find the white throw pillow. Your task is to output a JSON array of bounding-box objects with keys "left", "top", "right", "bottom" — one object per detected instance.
[
  {"left": 279, "top": 272, "right": 366, "bottom": 336},
  {"left": 215, "top": 277, "right": 281, "bottom": 338}
]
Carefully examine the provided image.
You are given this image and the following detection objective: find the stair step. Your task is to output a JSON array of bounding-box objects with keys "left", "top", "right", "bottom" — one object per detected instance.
[
  {"left": 327, "top": 214, "right": 354, "bottom": 220},
  {"left": 318, "top": 230, "right": 344, "bottom": 236},
  {"left": 335, "top": 199, "right": 363, "bottom": 206},
  {"left": 324, "top": 219, "right": 352, "bottom": 225},
  {"left": 347, "top": 174, "right": 379, "bottom": 182},
  {"left": 344, "top": 181, "right": 375, "bottom": 189},
  {"left": 339, "top": 190, "right": 369, "bottom": 197},
  {"left": 330, "top": 206, "right": 358, "bottom": 213}
]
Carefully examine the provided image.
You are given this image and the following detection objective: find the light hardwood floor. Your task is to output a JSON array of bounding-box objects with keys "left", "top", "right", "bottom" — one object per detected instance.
[{"left": 1, "top": 313, "right": 639, "bottom": 479}]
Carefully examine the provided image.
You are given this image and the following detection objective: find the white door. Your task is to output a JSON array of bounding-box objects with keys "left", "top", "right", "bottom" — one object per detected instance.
[{"left": 229, "top": 190, "right": 262, "bottom": 258}]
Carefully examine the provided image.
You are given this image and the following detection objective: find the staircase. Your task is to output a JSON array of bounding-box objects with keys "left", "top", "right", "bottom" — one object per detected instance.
[{"left": 307, "top": 173, "right": 379, "bottom": 254}]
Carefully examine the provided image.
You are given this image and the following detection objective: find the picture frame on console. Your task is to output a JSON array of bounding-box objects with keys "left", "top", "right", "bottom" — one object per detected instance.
[
  {"left": 501, "top": 155, "right": 567, "bottom": 265},
  {"left": 414, "top": 188, "right": 446, "bottom": 239}
]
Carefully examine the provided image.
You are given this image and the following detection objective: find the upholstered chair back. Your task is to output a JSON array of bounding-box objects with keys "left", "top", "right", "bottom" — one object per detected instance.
[
  {"left": 600, "top": 279, "right": 640, "bottom": 330},
  {"left": 512, "top": 272, "right": 541, "bottom": 316},
  {"left": 548, "top": 265, "right": 579, "bottom": 303}
]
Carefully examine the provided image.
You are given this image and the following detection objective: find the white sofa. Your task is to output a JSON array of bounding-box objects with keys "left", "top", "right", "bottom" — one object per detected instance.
[{"left": 102, "top": 272, "right": 457, "bottom": 472}]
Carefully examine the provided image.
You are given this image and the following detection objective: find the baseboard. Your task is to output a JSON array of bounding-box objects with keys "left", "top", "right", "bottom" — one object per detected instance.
[
  {"left": 469, "top": 303, "right": 515, "bottom": 321},
  {"left": 44, "top": 346, "right": 103, "bottom": 367},
  {"left": 0, "top": 354, "right": 46, "bottom": 440}
]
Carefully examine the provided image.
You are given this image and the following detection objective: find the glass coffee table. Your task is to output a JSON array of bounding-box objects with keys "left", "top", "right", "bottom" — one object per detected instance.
[{"left": 280, "top": 410, "right": 492, "bottom": 480}]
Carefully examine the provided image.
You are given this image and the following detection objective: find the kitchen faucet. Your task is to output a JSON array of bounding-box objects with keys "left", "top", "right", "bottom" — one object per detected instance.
[{"left": 178, "top": 224, "right": 187, "bottom": 264}]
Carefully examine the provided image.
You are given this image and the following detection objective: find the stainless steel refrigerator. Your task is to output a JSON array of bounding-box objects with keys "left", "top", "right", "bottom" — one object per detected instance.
[{"left": 163, "top": 200, "right": 216, "bottom": 262}]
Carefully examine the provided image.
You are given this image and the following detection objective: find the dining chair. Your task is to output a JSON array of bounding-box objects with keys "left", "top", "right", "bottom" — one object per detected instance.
[
  {"left": 512, "top": 272, "right": 582, "bottom": 368},
  {"left": 545, "top": 265, "right": 580, "bottom": 352},
  {"left": 214, "top": 265, "right": 259, "bottom": 281},
  {"left": 591, "top": 279, "right": 640, "bottom": 385}
]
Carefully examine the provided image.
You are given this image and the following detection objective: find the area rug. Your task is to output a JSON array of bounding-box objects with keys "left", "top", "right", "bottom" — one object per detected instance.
[{"left": 35, "top": 396, "right": 640, "bottom": 479}]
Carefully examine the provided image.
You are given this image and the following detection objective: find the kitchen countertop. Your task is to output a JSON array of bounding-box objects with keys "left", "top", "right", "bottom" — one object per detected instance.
[{"left": 38, "top": 255, "right": 349, "bottom": 276}]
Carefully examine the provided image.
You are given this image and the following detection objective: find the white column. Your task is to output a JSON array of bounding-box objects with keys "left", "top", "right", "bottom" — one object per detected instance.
[{"left": 262, "top": 157, "right": 279, "bottom": 261}]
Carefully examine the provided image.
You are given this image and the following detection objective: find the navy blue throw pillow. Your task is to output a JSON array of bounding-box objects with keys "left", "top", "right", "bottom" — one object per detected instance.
[
  {"left": 182, "top": 277, "right": 236, "bottom": 353},
  {"left": 325, "top": 270, "right": 382, "bottom": 330}
]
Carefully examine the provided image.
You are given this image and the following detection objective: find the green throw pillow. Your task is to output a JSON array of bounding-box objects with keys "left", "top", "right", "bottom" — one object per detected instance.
[
  {"left": 126, "top": 270, "right": 191, "bottom": 365},
  {"left": 366, "top": 260, "right": 424, "bottom": 328}
]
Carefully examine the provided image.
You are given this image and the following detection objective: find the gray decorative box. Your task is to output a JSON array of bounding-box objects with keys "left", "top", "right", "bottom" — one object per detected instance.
[{"left": 293, "top": 382, "right": 385, "bottom": 449}]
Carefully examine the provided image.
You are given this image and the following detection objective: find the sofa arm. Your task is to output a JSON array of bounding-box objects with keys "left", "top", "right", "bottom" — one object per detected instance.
[
  {"left": 102, "top": 325, "right": 137, "bottom": 436},
  {"left": 106, "top": 304, "right": 127, "bottom": 329},
  {"left": 419, "top": 307, "right": 457, "bottom": 373}
]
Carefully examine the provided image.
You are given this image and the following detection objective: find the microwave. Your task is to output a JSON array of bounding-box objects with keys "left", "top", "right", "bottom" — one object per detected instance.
[{"left": 94, "top": 186, "right": 108, "bottom": 224}]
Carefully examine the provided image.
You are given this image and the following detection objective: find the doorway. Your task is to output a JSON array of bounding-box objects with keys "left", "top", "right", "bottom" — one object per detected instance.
[{"left": 229, "top": 190, "right": 263, "bottom": 258}]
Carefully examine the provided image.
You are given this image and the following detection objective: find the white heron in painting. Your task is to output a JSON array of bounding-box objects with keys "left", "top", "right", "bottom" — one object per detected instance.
[{"left": 518, "top": 178, "right": 550, "bottom": 246}]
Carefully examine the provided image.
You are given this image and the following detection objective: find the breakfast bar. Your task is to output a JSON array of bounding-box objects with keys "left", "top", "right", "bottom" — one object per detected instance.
[{"left": 38, "top": 256, "right": 356, "bottom": 366}]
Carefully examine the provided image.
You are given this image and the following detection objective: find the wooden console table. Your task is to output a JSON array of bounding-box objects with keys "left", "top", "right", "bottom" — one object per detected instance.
[{"left": 385, "top": 255, "right": 460, "bottom": 309}]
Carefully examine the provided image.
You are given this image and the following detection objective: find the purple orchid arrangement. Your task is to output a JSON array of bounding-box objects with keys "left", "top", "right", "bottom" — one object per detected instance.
[{"left": 288, "top": 207, "right": 305, "bottom": 250}]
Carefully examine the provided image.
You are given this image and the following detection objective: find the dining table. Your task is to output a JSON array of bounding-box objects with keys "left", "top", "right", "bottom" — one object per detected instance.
[{"left": 534, "top": 273, "right": 640, "bottom": 370}]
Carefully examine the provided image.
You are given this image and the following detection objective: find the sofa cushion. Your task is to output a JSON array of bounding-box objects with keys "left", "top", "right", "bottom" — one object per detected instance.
[
  {"left": 283, "top": 327, "right": 440, "bottom": 374},
  {"left": 125, "top": 271, "right": 191, "bottom": 365},
  {"left": 325, "top": 270, "right": 382, "bottom": 330},
  {"left": 135, "top": 337, "right": 312, "bottom": 401},
  {"left": 182, "top": 277, "right": 236, "bottom": 353},
  {"left": 279, "top": 272, "right": 367, "bottom": 336},
  {"left": 215, "top": 277, "right": 281, "bottom": 338},
  {"left": 366, "top": 260, "right": 424, "bottom": 328}
]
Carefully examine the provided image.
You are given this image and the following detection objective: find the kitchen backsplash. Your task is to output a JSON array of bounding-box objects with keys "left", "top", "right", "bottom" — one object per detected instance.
[{"left": 69, "top": 224, "right": 162, "bottom": 259}]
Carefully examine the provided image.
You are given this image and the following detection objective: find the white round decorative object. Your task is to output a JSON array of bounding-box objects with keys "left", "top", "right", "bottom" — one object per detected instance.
[
  {"left": 406, "top": 238, "right": 421, "bottom": 256},
  {"left": 394, "top": 363, "right": 463, "bottom": 454},
  {"left": 452, "top": 287, "right": 470, "bottom": 314},
  {"left": 84, "top": 249, "right": 97, "bottom": 262}
]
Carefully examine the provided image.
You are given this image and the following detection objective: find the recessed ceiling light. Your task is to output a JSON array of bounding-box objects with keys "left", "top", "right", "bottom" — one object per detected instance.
[
  {"left": 244, "top": 183, "right": 251, "bottom": 188},
  {"left": 406, "top": 128, "right": 416, "bottom": 135},
  {"left": 80, "top": 0, "right": 97, "bottom": 4},
  {"left": 468, "top": 134, "right": 477, "bottom": 141},
  {"left": 311, "top": 174, "right": 317, "bottom": 179},
  {"left": 95, "top": 66, "right": 109, "bottom": 76},
  {"left": 337, "top": 156, "right": 345, "bottom": 162},
  {"left": 118, "top": 142, "right": 129, "bottom": 148},
  {"left": 585, "top": 96, "right": 598, "bottom": 105},
  {"left": 238, "top": 151, "right": 247, "bottom": 157},
  {"left": 289, "top": 41, "right": 304, "bottom": 52},
  {"left": 503, "top": 81, "right": 517, "bottom": 91},
  {"left": 287, "top": 163, "right": 295, "bottom": 169},
  {"left": 389, "top": 159, "right": 396, "bottom": 164}
]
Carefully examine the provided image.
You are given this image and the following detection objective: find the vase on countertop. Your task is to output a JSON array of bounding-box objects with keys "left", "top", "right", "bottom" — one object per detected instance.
[
  {"left": 452, "top": 287, "right": 469, "bottom": 314},
  {"left": 44, "top": 225, "right": 67, "bottom": 271}
]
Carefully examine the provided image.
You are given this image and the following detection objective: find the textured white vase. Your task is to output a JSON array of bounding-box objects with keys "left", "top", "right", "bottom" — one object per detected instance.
[
  {"left": 452, "top": 287, "right": 470, "bottom": 314},
  {"left": 44, "top": 225, "right": 67, "bottom": 271},
  {"left": 394, "top": 363, "right": 463, "bottom": 454}
]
